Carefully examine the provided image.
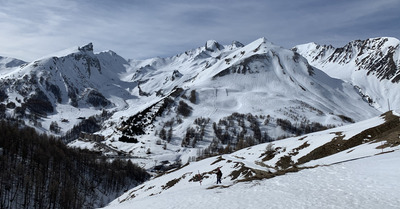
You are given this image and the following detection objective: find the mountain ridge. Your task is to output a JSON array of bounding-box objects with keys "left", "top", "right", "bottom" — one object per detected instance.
[
  {"left": 0, "top": 37, "right": 392, "bottom": 168},
  {"left": 1, "top": 36, "right": 400, "bottom": 209},
  {"left": 294, "top": 37, "right": 400, "bottom": 111},
  {"left": 103, "top": 110, "right": 400, "bottom": 209}
]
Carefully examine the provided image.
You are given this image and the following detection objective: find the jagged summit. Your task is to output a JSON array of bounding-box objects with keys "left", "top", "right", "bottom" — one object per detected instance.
[
  {"left": 0, "top": 36, "right": 389, "bottom": 174},
  {"left": 0, "top": 56, "right": 26, "bottom": 68},
  {"left": 231, "top": 40, "right": 244, "bottom": 48},
  {"left": 295, "top": 36, "right": 400, "bottom": 111},
  {"left": 205, "top": 40, "right": 224, "bottom": 52},
  {"left": 78, "top": 42, "right": 94, "bottom": 52},
  {"left": 1, "top": 36, "right": 399, "bottom": 209},
  {"left": 36, "top": 43, "right": 97, "bottom": 61}
]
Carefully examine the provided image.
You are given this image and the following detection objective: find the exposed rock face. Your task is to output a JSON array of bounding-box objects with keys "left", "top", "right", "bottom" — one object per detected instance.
[
  {"left": 294, "top": 37, "right": 400, "bottom": 111},
  {"left": 294, "top": 37, "right": 400, "bottom": 83}
]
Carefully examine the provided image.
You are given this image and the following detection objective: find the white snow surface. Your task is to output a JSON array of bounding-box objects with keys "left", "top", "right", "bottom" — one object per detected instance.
[
  {"left": 102, "top": 112, "right": 400, "bottom": 209},
  {"left": 89, "top": 37, "right": 380, "bottom": 167},
  {"left": 0, "top": 37, "right": 384, "bottom": 170},
  {"left": 294, "top": 37, "right": 400, "bottom": 112},
  {"left": 1, "top": 37, "right": 399, "bottom": 209},
  {"left": 103, "top": 151, "right": 400, "bottom": 209}
]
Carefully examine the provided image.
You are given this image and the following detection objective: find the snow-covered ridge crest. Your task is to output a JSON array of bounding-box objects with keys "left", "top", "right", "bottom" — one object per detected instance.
[
  {"left": 294, "top": 36, "right": 400, "bottom": 111},
  {"left": 0, "top": 37, "right": 383, "bottom": 170},
  {"left": 87, "top": 36, "right": 380, "bottom": 173},
  {"left": 0, "top": 42, "right": 132, "bottom": 135},
  {"left": 0, "top": 56, "right": 26, "bottom": 68},
  {"left": 294, "top": 37, "right": 400, "bottom": 80},
  {"left": 104, "top": 111, "right": 400, "bottom": 208}
]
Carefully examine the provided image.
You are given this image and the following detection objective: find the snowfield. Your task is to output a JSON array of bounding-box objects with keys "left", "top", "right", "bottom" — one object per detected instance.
[
  {"left": 103, "top": 150, "right": 400, "bottom": 209},
  {"left": 294, "top": 37, "right": 400, "bottom": 112},
  {"left": 68, "top": 37, "right": 382, "bottom": 170},
  {"left": 1, "top": 36, "right": 399, "bottom": 209},
  {"left": 102, "top": 111, "right": 400, "bottom": 209}
]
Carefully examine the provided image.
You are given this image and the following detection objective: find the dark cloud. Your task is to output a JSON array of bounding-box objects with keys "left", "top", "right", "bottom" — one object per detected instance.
[{"left": 0, "top": 0, "right": 399, "bottom": 61}]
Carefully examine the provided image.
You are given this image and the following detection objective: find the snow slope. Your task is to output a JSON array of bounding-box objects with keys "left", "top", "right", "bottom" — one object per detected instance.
[
  {"left": 104, "top": 151, "right": 400, "bottom": 209},
  {"left": 294, "top": 37, "right": 400, "bottom": 111},
  {"left": 103, "top": 111, "right": 400, "bottom": 209},
  {"left": 0, "top": 37, "right": 385, "bottom": 169},
  {"left": 68, "top": 38, "right": 381, "bottom": 170},
  {"left": 0, "top": 43, "right": 134, "bottom": 134},
  {"left": 0, "top": 56, "right": 26, "bottom": 69},
  {"left": 125, "top": 37, "right": 379, "bottom": 123}
]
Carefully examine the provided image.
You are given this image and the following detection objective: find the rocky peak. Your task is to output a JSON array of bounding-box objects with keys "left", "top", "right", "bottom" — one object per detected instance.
[
  {"left": 78, "top": 43, "right": 94, "bottom": 52},
  {"left": 205, "top": 40, "right": 224, "bottom": 52},
  {"left": 0, "top": 56, "right": 26, "bottom": 68},
  {"left": 231, "top": 40, "right": 244, "bottom": 48}
]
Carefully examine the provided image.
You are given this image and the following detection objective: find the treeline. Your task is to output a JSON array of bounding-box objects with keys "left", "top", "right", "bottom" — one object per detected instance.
[
  {"left": 182, "top": 113, "right": 334, "bottom": 160},
  {"left": 0, "top": 120, "right": 149, "bottom": 209},
  {"left": 61, "top": 116, "right": 101, "bottom": 143},
  {"left": 276, "top": 118, "right": 334, "bottom": 136},
  {"left": 61, "top": 109, "right": 113, "bottom": 143}
]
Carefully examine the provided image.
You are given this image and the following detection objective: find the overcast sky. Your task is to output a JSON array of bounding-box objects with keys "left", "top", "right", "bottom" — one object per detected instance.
[{"left": 0, "top": 0, "right": 399, "bottom": 61}]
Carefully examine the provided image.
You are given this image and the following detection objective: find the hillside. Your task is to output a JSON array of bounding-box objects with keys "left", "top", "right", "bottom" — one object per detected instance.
[
  {"left": 105, "top": 151, "right": 400, "bottom": 209},
  {"left": 0, "top": 120, "right": 149, "bottom": 209},
  {"left": 294, "top": 37, "right": 400, "bottom": 111},
  {"left": 70, "top": 38, "right": 380, "bottom": 168},
  {"left": 0, "top": 36, "right": 399, "bottom": 209},
  {"left": 0, "top": 37, "right": 384, "bottom": 170},
  {"left": 103, "top": 110, "right": 400, "bottom": 209},
  {"left": 0, "top": 43, "right": 133, "bottom": 136}
]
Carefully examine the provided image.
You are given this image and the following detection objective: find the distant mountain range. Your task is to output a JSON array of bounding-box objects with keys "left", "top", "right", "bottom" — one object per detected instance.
[
  {"left": 1, "top": 37, "right": 399, "bottom": 167},
  {"left": 1, "top": 36, "right": 399, "bottom": 209},
  {"left": 294, "top": 37, "right": 400, "bottom": 111}
]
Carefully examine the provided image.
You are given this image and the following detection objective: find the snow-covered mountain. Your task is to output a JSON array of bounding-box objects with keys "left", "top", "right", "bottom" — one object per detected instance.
[
  {"left": 0, "top": 43, "right": 134, "bottom": 133},
  {"left": 1, "top": 37, "right": 399, "bottom": 208},
  {"left": 293, "top": 37, "right": 400, "bottom": 111},
  {"left": 0, "top": 56, "right": 26, "bottom": 69},
  {"left": 0, "top": 38, "right": 383, "bottom": 168},
  {"left": 103, "top": 110, "right": 400, "bottom": 209},
  {"left": 95, "top": 38, "right": 378, "bottom": 162}
]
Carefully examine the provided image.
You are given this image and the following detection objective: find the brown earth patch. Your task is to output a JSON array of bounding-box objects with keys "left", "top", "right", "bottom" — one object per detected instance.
[
  {"left": 210, "top": 156, "right": 225, "bottom": 165},
  {"left": 289, "top": 141, "right": 310, "bottom": 156},
  {"left": 297, "top": 111, "right": 400, "bottom": 165},
  {"left": 162, "top": 178, "right": 181, "bottom": 190}
]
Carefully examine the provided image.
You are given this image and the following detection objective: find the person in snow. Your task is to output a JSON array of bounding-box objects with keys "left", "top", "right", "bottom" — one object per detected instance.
[
  {"left": 216, "top": 168, "right": 222, "bottom": 184},
  {"left": 195, "top": 172, "right": 203, "bottom": 185}
]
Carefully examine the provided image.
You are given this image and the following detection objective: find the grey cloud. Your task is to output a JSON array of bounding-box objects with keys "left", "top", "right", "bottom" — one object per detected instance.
[{"left": 0, "top": 0, "right": 399, "bottom": 61}]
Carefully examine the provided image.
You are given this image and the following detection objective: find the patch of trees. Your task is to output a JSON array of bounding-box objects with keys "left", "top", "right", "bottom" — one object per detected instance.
[
  {"left": 49, "top": 121, "right": 61, "bottom": 134},
  {"left": 337, "top": 115, "right": 355, "bottom": 123},
  {"left": 189, "top": 90, "right": 196, "bottom": 104},
  {"left": 45, "top": 81, "right": 62, "bottom": 103},
  {"left": 177, "top": 100, "right": 192, "bottom": 117},
  {"left": 212, "top": 113, "right": 269, "bottom": 149},
  {"left": 119, "top": 135, "right": 138, "bottom": 143},
  {"left": 119, "top": 97, "right": 174, "bottom": 139},
  {"left": 181, "top": 117, "right": 210, "bottom": 148},
  {"left": 6, "top": 102, "right": 16, "bottom": 109},
  {"left": 0, "top": 120, "right": 149, "bottom": 209},
  {"left": 158, "top": 118, "right": 176, "bottom": 144},
  {"left": 194, "top": 112, "right": 334, "bottom": 160},
  {"left": 86, "top": 90, "right": 111, "bottom": 107},
  {"left": 0, "top": 104, "right": 6, "bottom": 118},
  {"left": 24, "top": 89, "right": 54, "bottom": 117},
  {"left": 0, "top": 89, "right": 7, "bottom": 102},
  {"left": 276, "top": 118, "right": 334, "bottom": 136},
  {"left": 61, "top": 116, "right": 102, "bottom": 143}
]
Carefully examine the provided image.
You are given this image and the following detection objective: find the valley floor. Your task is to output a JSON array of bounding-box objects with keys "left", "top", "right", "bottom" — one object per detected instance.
[{"left": 103, "top": 150, "right": 400, "bottom": 209}]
